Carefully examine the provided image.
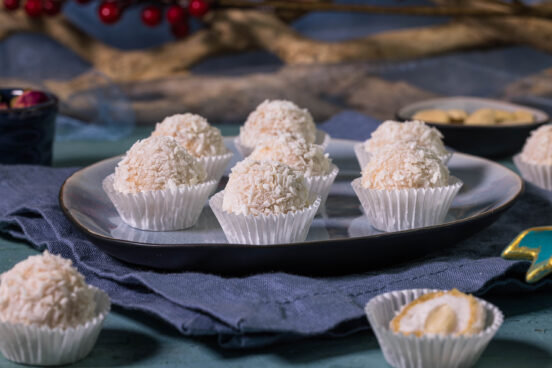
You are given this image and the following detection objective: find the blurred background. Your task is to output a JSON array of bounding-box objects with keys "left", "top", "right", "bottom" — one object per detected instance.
[{"left": 2, "top": 0, "right": 552, "bottom": 141}]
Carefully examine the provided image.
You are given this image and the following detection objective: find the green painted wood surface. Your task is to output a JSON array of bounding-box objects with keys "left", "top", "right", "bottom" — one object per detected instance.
[{"left": 1, "top": 126, "right": 551, "bottom": 367}]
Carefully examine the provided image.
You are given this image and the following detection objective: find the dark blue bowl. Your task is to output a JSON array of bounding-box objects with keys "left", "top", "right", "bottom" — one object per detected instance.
[{"left": 0, "top": 88, "right": 58, "bottom": 165}]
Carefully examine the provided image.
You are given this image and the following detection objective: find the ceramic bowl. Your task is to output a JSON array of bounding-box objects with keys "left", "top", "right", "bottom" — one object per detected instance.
[
  {"left": 0, "top": 88, "right": 58, "bottom": 165},
  {"left": 397, "top": 96, "right": 549, "bottom": 158}
]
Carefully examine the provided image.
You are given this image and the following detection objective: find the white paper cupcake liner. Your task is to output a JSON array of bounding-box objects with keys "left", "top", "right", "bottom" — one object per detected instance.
[
  {"left": 234, "top": 130, "right": 331, "bottom": 158},
  {"left": 514, "top": 154, "right": 552, "bottom": 191},
  {"left": 103, "top": 174, "right": 218, "bottom": 231},
  {"left": 351, "top": 177, "right": 462, "bottom": 232},
  {"left": 197, "top": 151, "right": 233, "bottom": 183},
  {"left": 354, "top": 143, "right": 372, "bottom": 170},
  {"left": 209, "top": 191, "right": 321, "bottom": 245},
  {"left": 355, "top": 143, "right": 452, "bottom": 170},
  {"left": 304, "top": 164, "right": 339, "bottom": 212},
  {"left": 0, "top": 286, "right": 110, "bottom": 366},
  {"left": 365, "top": 289, "right": 503, "bottom": 368}
]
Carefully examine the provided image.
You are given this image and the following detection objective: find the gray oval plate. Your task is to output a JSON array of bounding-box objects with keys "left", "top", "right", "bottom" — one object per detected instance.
[{"left": 60, "top": 137, "right": 523, "bottom": 275}]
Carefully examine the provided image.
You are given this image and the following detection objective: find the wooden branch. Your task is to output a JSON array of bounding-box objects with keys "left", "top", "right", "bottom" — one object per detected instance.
[
  {"left": 218, "top": 0, "right": 551, "bottom": 18},
  {"left": 218, "top": 10, "right": 505, "bottom": 64},
  {"left": 0, "top": 9, "right": 251, "bottom": 81},
  {"left": 2, "top": 4, "right": 552, "bottom": 82}
]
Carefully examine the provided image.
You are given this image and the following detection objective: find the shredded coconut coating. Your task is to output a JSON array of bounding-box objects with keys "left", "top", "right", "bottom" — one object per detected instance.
[
  {"left": 521, "top": 124, "right": 552, "bottom": 165},
  {"left": 223, "top": 159, "right": 309, "bottom": 215},
  {"left": 239, "top": 100, "right": 316, "bottom": 148},
  {"left": 364, "top": 120, "right": 448, "bottom": 157},
  {"left": 114, "top": 136, "right": 206, "bottom": 194},
  {"left": 0, "top": 251, "right": 96, "bottom": 329},
  {"left": 249, "top": 133, "right": 331, "bottom": 177},
  {"left": 151, "top": 113, "right": 227, "bottom": 157},
  {"left": 361, "top": 144, "right": 450, "bottom": 190}
]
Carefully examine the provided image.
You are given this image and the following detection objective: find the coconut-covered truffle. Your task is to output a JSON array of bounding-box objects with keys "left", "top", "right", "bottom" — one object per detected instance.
[
  {"left": 361, "top": 144, "right": 449, "bottom": 190},
  {"left": 0, "top": 251, "right": 96, "bottom": 329},
  {"left": 390, "top": 289, "right": 485, "bottom": 337},
  {"left": 239, "top": 100, "right": 316, "bottom": 148},
  {"left": 151, "top": 113, "right": 227, "bottom": 157},
  {"left": 520, "top": 124, "right": 552, "bottom": 165},
  {"left": 113, "top": 136, "right": 206, "bottom": 194},
  {"left": 222, "top": 159, "right": 309, "bottom": 216},
  {"left": 249, "top": 133, "right": 331, "bottom": 177},
  {"left": 364, "top": 120, "right": 448, "bottom": 157}
]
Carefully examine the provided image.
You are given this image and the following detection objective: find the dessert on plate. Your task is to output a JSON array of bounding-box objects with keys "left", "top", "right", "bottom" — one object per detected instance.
[
  {"left": 0, "top": 251, "right": 110, "bottom": 366},
  {"left": 249, "top": 133, "right": 338, "bottom": 210},
  {"left": 103, "top": 135, "right": 217, "bottom": 231},
  {"left": 351, "top": 144, "right": 462, "bottom": 232},
  {"left": 235, "top": 99, "right": 329, "bottom": 157},
  {"left": 514, "top": 124, "right": 552, "bottom": 190},
  {"left": 209, "top": 158, "right": 320, "bottom": 245},
  {"left": 365, "top": 288, "right": 503, "bottom": 368},
  {"left": 151, "top": 113, "right": 233, "bottom": 182},
  {"left": 354, "top": 120, "right": 450, "bottom": 169}
]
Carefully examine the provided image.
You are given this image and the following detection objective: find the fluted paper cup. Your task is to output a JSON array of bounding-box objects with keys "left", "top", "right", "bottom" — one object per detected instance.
[
  {"left": 197, "top": 151, "right": 233, "bottom": 183},
  {"left": 365, "top": 289, "right": 503, "bottom": 368},
  {"left": 0, "top": 286, "right": 110, "bottom": 366},
  {"left": 354, "top": 143, "right": 372, "bottom": 170},
  {"left": 103, "top": 174, "right": 217, "bottom": 231},
  {"left": 514, "top": 154, "right": 552, "bottom": 191},
  {"left": 355, "top": 143, "right": 452, "bottom": 170},
  {"left": 209, "top": 191, "right": 321, "bottom": 245},
  {"left": 304, "top": 164, "right": 339, "bottom": 212},
  {"left": 235, "top": 130, "right": 331, "bottom": 158},
  {"left": 351, "top": 177, "right": 462, "bottom": 232}
]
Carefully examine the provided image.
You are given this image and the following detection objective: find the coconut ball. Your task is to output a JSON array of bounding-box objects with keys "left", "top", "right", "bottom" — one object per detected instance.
[
  {"left": 239, "top": 100, "right": 316, "bottom": 148},
  {"left": 249, "top": 133, "right": 331, "bottom": 177},
  {"left": 361, "top": 144, "right": 449, "bottom": 190},
  {"left": 151, "top": 113, "right": 227, "bottom": 157},
  {"left": 520, "top": 124, "right": 552, "bottom": 165},
  {"left": 222, "top": 159, "right": 309, "bottom": 216},
  {"left": 0, "top": 251, "right": 96, "bottom": 329},
  {"left": 364, "top": 120, "right": 448, "bottom": 157},
  {"left": 113, "top": 136, "right": 206, "bottom": 194}
]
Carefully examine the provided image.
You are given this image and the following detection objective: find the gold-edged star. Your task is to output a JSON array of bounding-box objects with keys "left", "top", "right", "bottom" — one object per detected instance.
[{"left": 502, "top": 226, "right": 552, "bottom": 283}]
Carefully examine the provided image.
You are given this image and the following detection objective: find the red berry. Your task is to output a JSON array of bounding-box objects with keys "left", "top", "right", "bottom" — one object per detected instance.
[
  {"left": 98, "top": 1, "right": 120, "bottom": 24},
  {"left": 188, "top": 0, "right": 209, "bottom": 18},
  {"left": 171, "top": 21, "right": 189, "bottom": 38},
  {"left": 3, "top": 0, "right": 19, "bottom": 11},
  {"left": 43, "top": 0, "right": 61, "bottom": 15},
  {"left": 141, "top": 5, "right": 162, "bottom": 27},
  {"left": 166, "top": 4, "right": 185, "bottom": 24},
  {"left": 24, "top": 0, "right": 42, "bottom": 17}
]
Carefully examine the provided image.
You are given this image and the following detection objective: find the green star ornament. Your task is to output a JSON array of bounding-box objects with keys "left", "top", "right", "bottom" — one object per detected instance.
[{"left": 502, "top": 226, "right": 552, "bottom": 283}]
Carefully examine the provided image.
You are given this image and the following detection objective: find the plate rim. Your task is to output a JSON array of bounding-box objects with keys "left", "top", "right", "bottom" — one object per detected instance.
[
  {"left": 396, "top": 96, "right": 550, "bottom": 128},
  {"left": 59, "top": 138, "right": 524, "bottom": 249}
]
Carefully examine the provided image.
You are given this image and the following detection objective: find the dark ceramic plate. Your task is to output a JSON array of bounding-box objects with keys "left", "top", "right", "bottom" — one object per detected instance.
[
  {"left": 60, "top": 137, "right": 523, "bottom": 275},
  {"left": 397, "top": 97, "right": 549, "bottom": 159}
]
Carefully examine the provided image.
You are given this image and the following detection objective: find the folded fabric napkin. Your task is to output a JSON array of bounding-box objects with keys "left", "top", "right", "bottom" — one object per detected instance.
[{"left": 0, "top": 110, "right": 550, "bottom": 349}]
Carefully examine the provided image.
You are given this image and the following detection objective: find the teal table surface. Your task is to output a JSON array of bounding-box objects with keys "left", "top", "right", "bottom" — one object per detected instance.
[{"left": 1, "top": 126, "right": 551, "bottom": 368}]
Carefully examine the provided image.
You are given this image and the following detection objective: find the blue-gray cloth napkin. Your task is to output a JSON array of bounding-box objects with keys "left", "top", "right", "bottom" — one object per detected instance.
[{"left": 0, "top": 110, "right": 550, "bottom": 349}]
